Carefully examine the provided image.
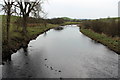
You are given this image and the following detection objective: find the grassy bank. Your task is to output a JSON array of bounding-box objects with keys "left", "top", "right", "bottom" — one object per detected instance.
[
  {"left": 81, "top": 17, "right": 119, "bottom": 37},
  {"left": 2, "top": 15, "right": 59, "bottom": 62},
  {"left": 80, "top": 28, "right": 120, "bottom": 54}
]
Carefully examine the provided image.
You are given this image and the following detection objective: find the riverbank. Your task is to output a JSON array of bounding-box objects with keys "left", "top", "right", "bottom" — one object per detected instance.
[
  {"left": 2, "top": 15, "right": 59, "bottom": 62},
  {"left": 3, "top": 24, "right": 59, "bottom": 62},
  {"left": 80, "top": 28, "right": 120, "bottom": 54}
]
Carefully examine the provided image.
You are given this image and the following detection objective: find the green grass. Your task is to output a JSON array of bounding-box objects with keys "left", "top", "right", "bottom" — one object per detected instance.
[
  {"left": 5, "top": 23, "right": 58, "bottom": 46},
  {"left": 27, "top": 24, "right": 58, "bottom": 36},
  {"left": 61, "top": 22, "right": 81, "bottom": 26},
  {"left": 2, "top": 15, "right": 59, "bottom": 61},
  {"left": 6, "top": 23, "right": 58, "bottom": 50},
  {"left": 2, "top": 15, "right": 58, "bottom": 42},
  {"left": 80, "top": 28, "right": 120, "bottom": 54}
]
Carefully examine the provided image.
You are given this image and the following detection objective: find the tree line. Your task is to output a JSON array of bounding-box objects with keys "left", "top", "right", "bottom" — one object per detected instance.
[
  {"left": 82, "top": 18, "right": 120, "bottom": 37},
  {"left": 15, "top": 17, "right": 65, "bottom": 25}
]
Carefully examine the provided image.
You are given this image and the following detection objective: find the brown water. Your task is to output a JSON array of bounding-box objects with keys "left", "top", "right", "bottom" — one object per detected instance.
[{"left": 2, "top": 25, "right": 118, "bottom": 78}]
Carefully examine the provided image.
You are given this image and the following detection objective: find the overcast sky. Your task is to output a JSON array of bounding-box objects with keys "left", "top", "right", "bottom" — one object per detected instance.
[{"left": 43, "top": 0, "right": 119, "bottom": 19}]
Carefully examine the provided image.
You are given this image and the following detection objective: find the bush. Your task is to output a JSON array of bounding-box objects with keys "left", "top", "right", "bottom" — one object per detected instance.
[
  {"left": 82, "top": 18, "right": 119, "bottom": 37},
  {"left": 46, "top": 18, "right": 64, "bottom": 24}
]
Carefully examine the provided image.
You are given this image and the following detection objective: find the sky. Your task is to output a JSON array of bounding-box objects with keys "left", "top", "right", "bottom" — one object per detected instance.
[{"left": 43, "top": 0, "right": 120, "bottom": 19}]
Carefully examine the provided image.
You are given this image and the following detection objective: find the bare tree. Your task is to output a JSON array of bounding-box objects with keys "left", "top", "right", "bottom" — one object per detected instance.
[
  {"left": 0, "top": 0, "right": 15, "bottom": 62},
  {"left": 31, "top": 2, "right": 43, "bottom": 18},
  {"left": 15, "top": 0, "right": 43, "bottom": 33},
  {"left": 2, "top": 0, "right": 14, "bottom": 44},
  {"left": 42, "top": 13, "right": 48, "bottom": 27}
]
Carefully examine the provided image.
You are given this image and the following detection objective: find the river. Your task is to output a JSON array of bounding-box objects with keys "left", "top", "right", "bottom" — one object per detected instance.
[{"left": 2, "top": 25, "right": 118, "bottom": 78}]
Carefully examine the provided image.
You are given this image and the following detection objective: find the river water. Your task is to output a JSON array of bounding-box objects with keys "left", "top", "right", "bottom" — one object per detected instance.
[{"left": 2, "top": 25, "right": 118, "bottom": 78}]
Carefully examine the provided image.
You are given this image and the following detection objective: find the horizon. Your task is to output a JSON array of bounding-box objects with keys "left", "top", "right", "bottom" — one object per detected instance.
[{"left": 0, "top": 14, "right": 119, "bottom": 20}]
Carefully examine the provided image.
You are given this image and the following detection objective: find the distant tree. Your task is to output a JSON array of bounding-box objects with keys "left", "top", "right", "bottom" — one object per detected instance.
[{"left": 47, "top": 18, "right": 64, "bottom": 24}]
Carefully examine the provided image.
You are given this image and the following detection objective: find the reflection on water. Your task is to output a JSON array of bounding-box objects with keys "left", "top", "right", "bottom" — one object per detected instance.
[
  {"left": 43, "top": 31, "right": 47, "bottom": 37},
  {"left": 2, "top": 25, "right": 118, "bottom": 78}
]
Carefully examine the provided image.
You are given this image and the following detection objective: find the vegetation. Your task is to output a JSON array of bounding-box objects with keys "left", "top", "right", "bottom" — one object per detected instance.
[
  {"left": 2, "top": 1, "right": 14, "bottom": 44},
  {"left": 80, "top": 17, "right": 120, "bottom": 54},
  {"left": 1, "top": 0, "right": 45, "bottom": 62},
  {"left": 15, "top": 0, "right": 43, "bottom": 33},
  {"left": 2, "top": 13, "right": 82, "bottom": 62},
  {"left": 46, "top": 18, "right": 65, "bottom": 24},
  {"left": 62, "top": 22, "right": 80, "bottom": 25},
  {"left": 0, "top": 16, "right": 2, "bottom": 64},
  {"left": 82, "top": 18, "right": 119, "bottom": 37},
  {"left": 2, "top": 15, "right": 59, "bottom": 62},
  {"left": 17, "top": 17, "right": 80, "bottom": 26},
  {"left": 80, "top": 29, "right": 120, "bottom": 53},
  {"left": 2, "top": 15, "right": 79, "bottom": 62},
  {"left": 61, "top": 17, "right": 81, "bottom": 22}
]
